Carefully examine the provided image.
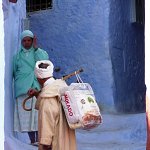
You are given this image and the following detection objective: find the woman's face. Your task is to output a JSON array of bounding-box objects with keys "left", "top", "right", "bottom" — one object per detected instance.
[{"left": 22, "top": 36, "right": 33, "bottom": 49}]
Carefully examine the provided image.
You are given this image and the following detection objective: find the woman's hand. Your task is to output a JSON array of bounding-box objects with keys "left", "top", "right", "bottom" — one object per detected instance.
[
  {"left": 27, "top": 88, "right": 39, "bottom": 97},
  {"left": 33, "top": 35, "right": 38, "bottom": 49}
]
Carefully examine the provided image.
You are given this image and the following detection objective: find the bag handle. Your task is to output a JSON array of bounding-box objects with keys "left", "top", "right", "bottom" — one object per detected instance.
[
  {"left": 75, "top": 72, "right": 87, "bottom": 89},
  {"left": 75, "top": 72, "right": 83, "bottom": 83}
]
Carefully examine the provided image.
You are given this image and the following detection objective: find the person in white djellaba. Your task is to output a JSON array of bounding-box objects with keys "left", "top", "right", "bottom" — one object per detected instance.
[{"left": 28, "top": 60, "right": 77, "bottom": 150}]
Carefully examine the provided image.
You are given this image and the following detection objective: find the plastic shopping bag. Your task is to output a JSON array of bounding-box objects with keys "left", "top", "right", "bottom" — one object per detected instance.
[{"left": 60, "top": 74, "right": 102, "bottom": 130}]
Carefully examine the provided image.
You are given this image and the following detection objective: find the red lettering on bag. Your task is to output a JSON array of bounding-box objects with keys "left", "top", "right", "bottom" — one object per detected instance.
[{"left": 64, "top": 94, "right": 73, "bottom": 116}]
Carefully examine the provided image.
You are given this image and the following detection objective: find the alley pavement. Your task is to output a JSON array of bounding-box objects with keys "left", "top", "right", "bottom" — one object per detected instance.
[{"left": 77, "top": 113, "right": 146, "bottom": 150}]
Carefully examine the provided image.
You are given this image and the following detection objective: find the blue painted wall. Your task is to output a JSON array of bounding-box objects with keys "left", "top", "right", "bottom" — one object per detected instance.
[
  {"left": 30, "top": 0, "right": 145, "bottom": 113},
  {"left": 30, "top": 0, "right": 115, "bottom": 112},
  {"left": 109, "top": 0, "right": 145, "bottom": 112}
]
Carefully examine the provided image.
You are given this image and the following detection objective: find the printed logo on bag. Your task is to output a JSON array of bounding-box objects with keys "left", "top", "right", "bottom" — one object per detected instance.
[
  {"left": 81, "top": 99, "right": 86, "bottom": 104},
  {"left": 64, "top": 94, "right": 73, "bottom": 116},
  {"left": 88, "top": 97, "right": 95, "bottom": 103}
]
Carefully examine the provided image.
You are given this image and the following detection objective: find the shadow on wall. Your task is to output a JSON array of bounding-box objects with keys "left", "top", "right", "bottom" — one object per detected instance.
[{"left": 109, "top": 0, "right": 145, "bottom": 113}]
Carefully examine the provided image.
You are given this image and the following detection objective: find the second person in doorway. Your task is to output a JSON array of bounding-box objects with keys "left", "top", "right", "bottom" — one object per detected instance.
[{"left": 13, "top": 30, "right": 49, "bottom": 145}]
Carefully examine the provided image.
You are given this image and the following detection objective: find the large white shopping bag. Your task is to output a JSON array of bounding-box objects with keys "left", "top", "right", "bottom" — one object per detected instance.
[{"left": 60, "top": 74, "right": 102, "bottom": 130}]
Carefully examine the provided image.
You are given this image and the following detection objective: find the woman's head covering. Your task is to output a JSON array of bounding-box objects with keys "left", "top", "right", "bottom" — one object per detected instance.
[
  {"left": 35, "top": 60, "right": 54, "bottom": 79},
  {"left": 21, "top": 30, "right": 34, "bottom": 40}
]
